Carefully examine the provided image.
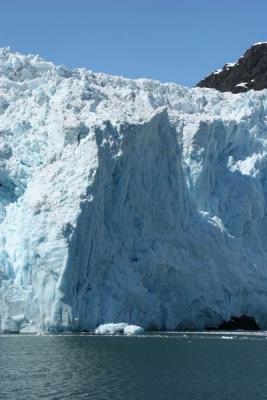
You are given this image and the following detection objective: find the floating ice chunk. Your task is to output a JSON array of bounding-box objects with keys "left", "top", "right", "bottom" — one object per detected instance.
[
  {"left": 95, "top": 323, "right": 144, "bottom": 335},
  {"left": 95, "top": 323, "right": 128, "bottom": 335},
  {"left": 123, "top": 325, "right": 144, "bottom": 335}
]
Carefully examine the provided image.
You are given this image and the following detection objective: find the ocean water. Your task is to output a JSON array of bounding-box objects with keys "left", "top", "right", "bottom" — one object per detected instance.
[{"left": 1, "top": 332, "right": 267, "bottom": 400}]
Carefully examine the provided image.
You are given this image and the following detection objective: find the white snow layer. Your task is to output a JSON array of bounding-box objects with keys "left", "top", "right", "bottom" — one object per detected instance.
[
  {"left": 253, "top": 42, "right": 267, "bottom": 46},
  {"left": 1, "top": 48, "right": 267, "bottom": 332}
]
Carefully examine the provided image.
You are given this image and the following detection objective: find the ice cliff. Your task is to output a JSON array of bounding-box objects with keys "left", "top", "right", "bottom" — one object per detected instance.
[{"left": 1, "top": 47, "right": 267, "bottom": 332}]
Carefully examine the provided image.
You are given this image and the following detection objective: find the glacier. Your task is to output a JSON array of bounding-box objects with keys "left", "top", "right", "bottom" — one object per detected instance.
[{"left": 1, "top": 48, "right": 267, "bottom": 332}]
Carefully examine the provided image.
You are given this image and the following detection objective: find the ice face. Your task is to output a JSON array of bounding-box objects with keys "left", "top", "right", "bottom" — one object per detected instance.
[{"left": 1, "top": 48, "right": 267, "bottom": 332}]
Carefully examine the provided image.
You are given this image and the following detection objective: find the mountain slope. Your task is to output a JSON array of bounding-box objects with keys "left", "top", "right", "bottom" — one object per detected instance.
[
  {"left": 197, "top": 42, "right": 267, "bottom": 93},
  {"left": 1, "top": 48, "right": 267, "bottom": 332}
]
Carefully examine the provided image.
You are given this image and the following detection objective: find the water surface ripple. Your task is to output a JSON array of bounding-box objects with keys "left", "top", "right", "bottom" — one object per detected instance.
[{"left": 1, "top": 333, "right": 267, "bottom": 400}]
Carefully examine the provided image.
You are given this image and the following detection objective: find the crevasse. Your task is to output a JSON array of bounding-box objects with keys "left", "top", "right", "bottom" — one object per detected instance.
[{"left": 1, "top": 48, "right": 267, "bottom": 332}]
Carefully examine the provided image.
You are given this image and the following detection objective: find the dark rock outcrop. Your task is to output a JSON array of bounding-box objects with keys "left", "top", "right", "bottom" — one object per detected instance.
[
  {"left": 206, "top": 315, "right": 260, "bottom": 331},
  {"left": 196, "top": 43, "right": 267, "bottom": 93}
]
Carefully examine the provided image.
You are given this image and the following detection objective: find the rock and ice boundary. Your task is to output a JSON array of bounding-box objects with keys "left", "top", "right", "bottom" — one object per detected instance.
[{"left": 1, "top": 48, "right": 267, "bottom": 332}]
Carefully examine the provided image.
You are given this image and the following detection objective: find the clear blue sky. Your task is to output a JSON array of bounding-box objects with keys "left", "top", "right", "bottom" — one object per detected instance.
[{"left": 0, "top": 0, "right": 267, "bottom": 87}]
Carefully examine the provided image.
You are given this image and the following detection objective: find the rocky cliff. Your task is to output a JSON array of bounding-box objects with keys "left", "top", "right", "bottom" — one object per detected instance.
[{"left": 197, "top": 42, "right": 267, "bottom": 93}]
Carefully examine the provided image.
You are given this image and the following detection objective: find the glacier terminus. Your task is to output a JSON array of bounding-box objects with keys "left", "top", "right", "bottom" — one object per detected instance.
[{"left": 1, "top": 47, "right": 267, "bottom": 332}]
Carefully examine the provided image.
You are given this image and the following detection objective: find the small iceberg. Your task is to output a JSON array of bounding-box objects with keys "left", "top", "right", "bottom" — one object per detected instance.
[
  {"left": 95, "top": 323, "right": 144, "bottom": 335},
  {"left": 123, "top": 325, "right": 144, "bottom": 335}
]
